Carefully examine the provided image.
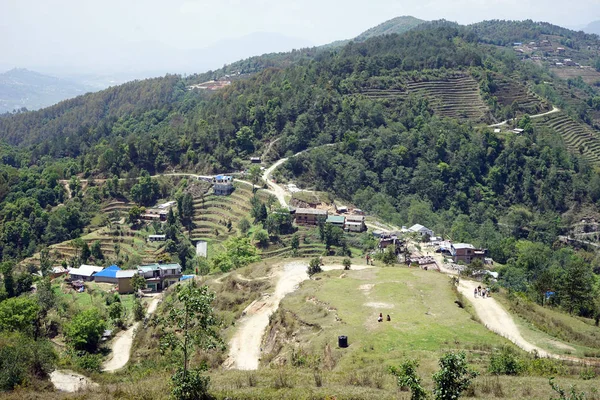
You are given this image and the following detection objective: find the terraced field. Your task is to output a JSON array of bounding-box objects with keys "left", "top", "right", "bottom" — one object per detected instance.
[
  {"left": 359, "top": 74, "right": 491, "bottom": 122},
  {"left": 534, "top": 112, "right": 600, "bottom": 164},
  {"left": 491, "top": 77, "right": 551, "bottom": 116},
  {"left": 190, "top": 182, "right": 271, "bottom": 250},
  {"left": 22, "top": 229, "right": 161, "bottom": 267}
]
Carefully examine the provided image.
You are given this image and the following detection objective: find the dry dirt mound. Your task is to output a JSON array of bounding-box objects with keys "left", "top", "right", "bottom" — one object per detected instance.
[{"left": 50, "top": 370, "right": 97, "bottom": 392}]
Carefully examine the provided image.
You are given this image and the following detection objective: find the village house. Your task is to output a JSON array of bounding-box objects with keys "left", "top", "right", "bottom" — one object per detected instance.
[
  {"left": 326, "top": 215, "right": 345, "bottom": 229},
  {"left": 408, "top": 224, "right": 434, "bottom": 237},
  {"left": 292, "top": 208, "right": 328, "bottom": 226},
  {"left": 68, "top": 264, "right": 103, "bottom": 281},
  {"left": 116, "top": 270, "right": 138, "bottom": 294},
  {"left": 345, "top": 214, "right": 366, "bottom": 232},
  {"left": 148, "top": 234, "right": 166, "bottom": 242},
  {"left": 50, "top": 266, "right": 68, "bottom": 279},
  {"left": 93, "top": 265, "right": 121, "bottom": 284},
  {"left": 137, "top": 263, "right": 182, "bottom": 292},
  {"left": 451, "top": 243, "right": 486, "bottom": 264},
  {"left": 214, "top": 175, "right": 234, "bottom": 196},
  {"left": 250, "top": 157, "right": 261, "bottom": 163}
]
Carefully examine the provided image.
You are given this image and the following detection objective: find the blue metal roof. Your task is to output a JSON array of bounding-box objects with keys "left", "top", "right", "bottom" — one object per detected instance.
[{"left": 94, "top": 265, "right": 121, "bottom": 278}]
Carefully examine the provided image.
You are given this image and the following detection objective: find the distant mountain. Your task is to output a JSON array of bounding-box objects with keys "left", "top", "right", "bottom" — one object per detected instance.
[
  {"left": 0, "top": 68, "right": 94, "bottom": 113},
  {"left": 583, "top": 20, "right": 600, "bottom": 35},
  {"left": 322, "top": 16, "right": 426, "bottom": 49}
]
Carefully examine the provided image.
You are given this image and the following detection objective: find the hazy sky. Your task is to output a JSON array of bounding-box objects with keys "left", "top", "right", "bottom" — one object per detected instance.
[{"left": 1, "top": 0, "right": 599, "bottom": 75}]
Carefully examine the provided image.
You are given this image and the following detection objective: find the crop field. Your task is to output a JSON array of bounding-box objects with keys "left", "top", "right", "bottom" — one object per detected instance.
[
  {"left": 359, "top": 74, "right": 491, "bottom": 123},
  {"left": 534, "top": 112, "right": 600, "bottom": 164},
  {"left": 190, "top": 182, "right": 272, "bottom": 253},
  {"left": 491, "top": 76, "right": 551, "bottom": 116},
  {"left": 551, "top": 66, "right": 600, "bottom": 85}
]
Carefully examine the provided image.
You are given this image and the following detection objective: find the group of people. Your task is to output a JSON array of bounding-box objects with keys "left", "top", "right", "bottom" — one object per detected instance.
[
  {"left": 377, "top": 313, "right": 391, "bottom": 322},
  {"left": 474, "top": 285, "right": 490, "bottom": 298}
]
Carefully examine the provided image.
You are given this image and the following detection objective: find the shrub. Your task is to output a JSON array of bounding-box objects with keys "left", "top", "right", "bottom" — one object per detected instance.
[
  {"left": 390, "top": 359, "right": 428, "bottom": 400},
  {"left": 489, "top": 347, "right": 523, "bottom": 375},
  {"left": 308, "top": 258, "right": 322, "bottom": 276},
  {"left": 343, "top": 258, "right": 351, "bottom": 270},
  {"left": 432, "top": 351, "right": 478, "bottom": 400},
  {"left": 171, "top": 367, "right": 211, "bottom": 400},
  {"left": 75, "top": 353, "right": 103, "bottom": 373},
  {"left": 64, "top": 308, "right": 106, "bottom": 352}
]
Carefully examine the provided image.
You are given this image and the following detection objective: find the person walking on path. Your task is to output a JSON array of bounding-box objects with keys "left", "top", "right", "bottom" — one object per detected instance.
[{"left": 474, "top": 288, "right": 478, "bottom": 298}]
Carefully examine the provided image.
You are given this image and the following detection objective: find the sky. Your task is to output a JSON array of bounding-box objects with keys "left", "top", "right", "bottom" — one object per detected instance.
[{"left": 1, "top": 0, "right": 600, "bottom": 77}]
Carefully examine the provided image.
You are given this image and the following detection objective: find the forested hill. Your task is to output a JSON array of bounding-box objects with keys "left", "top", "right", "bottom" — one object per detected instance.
[
  {"left": 1, "top": 19, "right": 600, "bottom": 269},
  {"left": 0, "top": 75, "right": 183, "bottom": 152}
]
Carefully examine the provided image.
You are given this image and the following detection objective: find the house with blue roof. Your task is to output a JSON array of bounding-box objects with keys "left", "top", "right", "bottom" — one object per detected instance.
[
  {"left": 94, "top": 265, "right": 121, "bottom": 284},
  {"left": 213, "top": 175, "right": 234, "bottom": 196}
]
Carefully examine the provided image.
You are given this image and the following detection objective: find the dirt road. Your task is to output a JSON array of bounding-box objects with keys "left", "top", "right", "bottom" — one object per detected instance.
[
  {"left": 457, "top": 280, "right": 557, "bottom": 357},
  {"left": 488, "top": 106, "right": 560, "bottom": 127},
  {"left": 101, "top": 295, "right": 161, "bottom": 372},
  {"left": 50, "top": 370, "right": 98, "bottom": 392},
  {"left": 225, "top": 261, "right": 372, "bottom": 370}
]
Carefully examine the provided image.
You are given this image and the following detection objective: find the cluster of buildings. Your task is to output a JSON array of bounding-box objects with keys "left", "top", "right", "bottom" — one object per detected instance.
[
  {"left": 290, "top": 208, "right": 366, "bottom": 232},
  {"left": 65, "top": 263, "right": 184, "bottom": 294},
  {"left": 141, "top": 201, "right": 176, "bottom": 222}
]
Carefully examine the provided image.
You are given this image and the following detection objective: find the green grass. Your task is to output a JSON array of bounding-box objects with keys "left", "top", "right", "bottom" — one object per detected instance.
[
  {"left": 271, "top": 267, "right": 508, "bottom": 374},
  {"left": 494, "top": 292, "right": 600, "bottom": 358}
]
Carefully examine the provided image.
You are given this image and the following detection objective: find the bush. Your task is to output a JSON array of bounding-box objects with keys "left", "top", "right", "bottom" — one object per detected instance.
[
  {"left": 489, "top": 347, "right": 523, "bottom": 375},
  {"left": 308, "top": 258, "right": 322, "bottom": 276},
  {"left": 432, "top": 351, "right": 478, "bottom": 400},
  {"left": 390, "top": 359, "right": 427, "bottom": 400},
  {"left": 0, "top": 333, "right": 57, "bottom": 390},
  {"left": 75, "top": 353, "right": 103, "bottom": 373},
  {"left": 64, "top": 309, "right": 106, "bottom": 352},
  {"left": 342, "top": 258, "right": 351, "bottom": 270},
  {"left": 171, "top": 366, "right": 211, "bottom": 400},
  {"left": 133, "top": 297, "right": 144, "bottom": 322}
]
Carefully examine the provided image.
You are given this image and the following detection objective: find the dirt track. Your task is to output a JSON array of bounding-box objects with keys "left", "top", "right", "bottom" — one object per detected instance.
[
  {"left": 225, "top": 261, "right": 372, "bottom": 370},
  {"left": 457, "top": 280, "right": 553, "bottom": 357},
  {"left": 101, "top": 295, "right": 161, "bottom": 372},
  {"left": 49, "top": 370, "right": 97, "bottom": 392}
]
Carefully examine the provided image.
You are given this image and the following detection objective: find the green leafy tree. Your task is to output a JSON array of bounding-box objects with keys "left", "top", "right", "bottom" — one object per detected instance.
[
  {"left": 0, "top": 297, "right": 40, "bottom": 336},
  {"left": 382, "top": 245, "right": 397, "bottom": 265},
  {"left": 38, "top": 247, "right": 53, "bottom": 277},
  {"left": 253, "top": 229, "right": 269, "bottom": 248},
  {"left": 248, "top": 165, "right": 262, "bottom": 193},
  {"left": 178, "top": 193, "right": 195, "bottom": 231},
  {"left": 133, "top": 297, "right": 144, "bottom": 322},
  {"left": 158, "top": 281, "right": 222, "bottom": 400},
  {"left": 64, "top": 309, "right": 106, "bottom": 352},
  {"left": 91, "top": 240, "right": 104, "bottom": 260},
  {"left": 81, "top": 241, "right": 91, "bottom": 263},
  {"left": 390, "top": 359, "right": 428, "bottom": 400},
  {"left": 108, "top": 301, "right": 124, "bottom": 328},
  {"left": 131, "top": 274, "right": 147, "bottom": 294},
  {"left": 238, "top": 217, "right": 251, "bottom": 234},
  {"left": 1, "top": 262, "right": 15, "bottom": 298},
  {"left": 432, "top": 352, "right": 478, "bottom": 400},
  {"left": 290, "top": 234, "right": 300, "bottom": 253},
  {"left": 128, "top": 205, "right": 144, "bottom": 224},
  {"left": 308, "top": 257, "right": 322, "bottom": 276}
]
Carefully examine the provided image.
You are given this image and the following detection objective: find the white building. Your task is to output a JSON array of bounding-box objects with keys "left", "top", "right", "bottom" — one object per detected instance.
[{"left": 408, "top": 224, "right": 434, "bottom": 237}]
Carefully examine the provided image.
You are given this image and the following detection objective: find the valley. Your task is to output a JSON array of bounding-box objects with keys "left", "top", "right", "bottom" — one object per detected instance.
[{"left": 4, "top": 16, "right": 600, "bottom": 400}]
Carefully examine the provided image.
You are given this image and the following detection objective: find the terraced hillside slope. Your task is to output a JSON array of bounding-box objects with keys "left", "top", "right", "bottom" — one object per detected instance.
[
  {"left": 491, "top": 76, "right": 551, "bottom": 116},
  {"left": 360, "top": 74, "right": 491, "bottom": 123},
  {"left": 189, "top": 182, "right": 271, "bottom": 250},
  {"left": 534, "top": 112, "right": 600, "bottom": 164}
]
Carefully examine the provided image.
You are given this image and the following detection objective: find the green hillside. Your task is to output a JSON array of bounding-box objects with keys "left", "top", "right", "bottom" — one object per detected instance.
[{"left": 5, "top": 18, "right": 600, "bottom": 398}]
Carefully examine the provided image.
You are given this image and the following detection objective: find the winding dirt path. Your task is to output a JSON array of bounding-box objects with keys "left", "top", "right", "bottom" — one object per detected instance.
[
  {"left": 101, "top": 295, "right": 162, "bottom": 372},
  {"left": 225, "top": 261, "right": 372, "bottom": 370},
  {"left": 457, "top": 279, "right": 600, "bottom": 364},
  {"left": 488, "top": 106, "right": 560, "bottom": 127},
  {"left": 457, "top": 280, "right": 552, "bottom": 357}
]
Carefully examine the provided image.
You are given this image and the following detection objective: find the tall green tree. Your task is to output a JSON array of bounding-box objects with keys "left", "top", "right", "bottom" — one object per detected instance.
[{"left": 158, "top": 281, "right": 222, "bottom": 400}]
